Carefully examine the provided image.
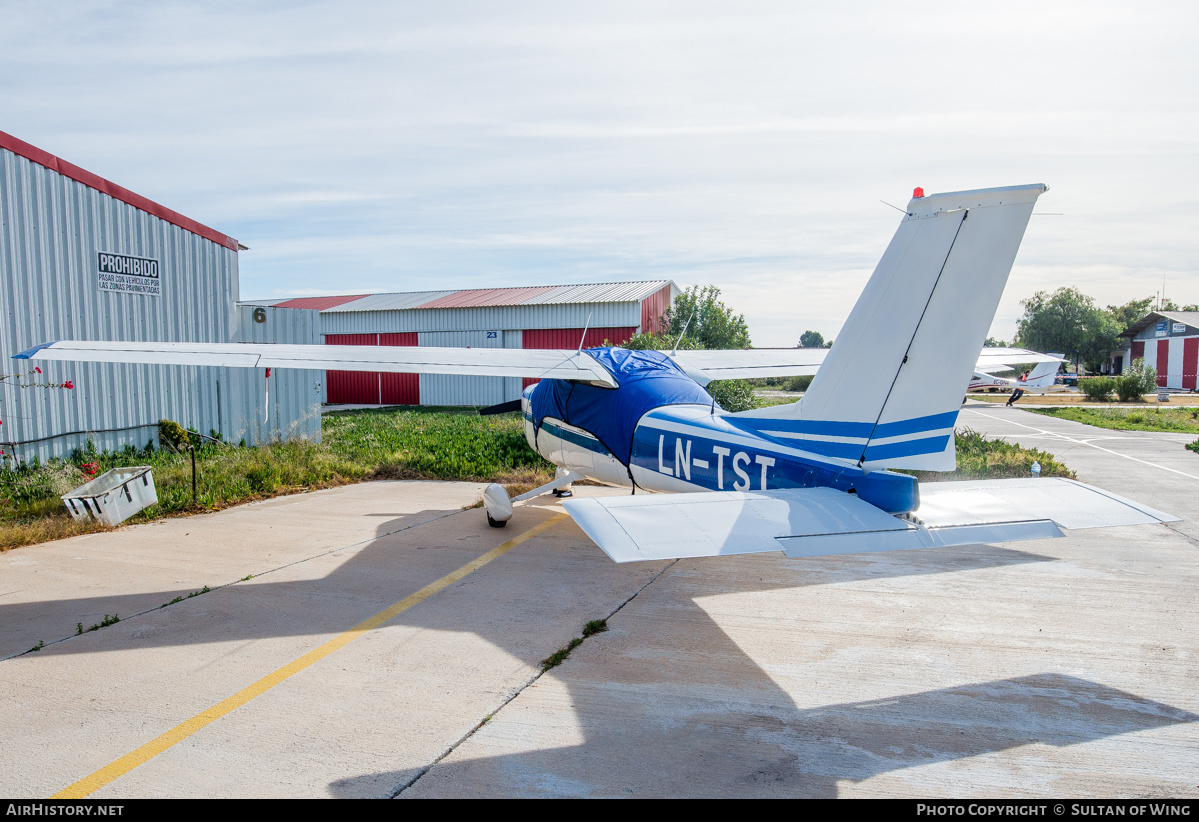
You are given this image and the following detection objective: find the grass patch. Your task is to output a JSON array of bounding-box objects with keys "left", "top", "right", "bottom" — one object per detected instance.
[
  {"left": 907, "top": 429, "right": 1074, "bottom": 482},
  {"left": 1, "top": 407, "right": 554, "bottom": 552},
  {"left": 0, "top": 407, "right": 1078, "bottom": 551},
  {"left": 1027, "top": 406, "right": 1199, "bottom": 434}
]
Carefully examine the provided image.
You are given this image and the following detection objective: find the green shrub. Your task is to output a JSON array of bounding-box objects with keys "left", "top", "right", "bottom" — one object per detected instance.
[
  {"left": 708, "top": 379, "right": 758, "bottom": 412},
  {"left": 1080, "top": 377, "right": 1115, "bottom": 402},
  {"left": 785, "top": 374, "right": 814, "bottom": 392},
  {"left": 919, "top": 428, "right": 1074, "bottom": 480},
  {"left": 1115, "top": 358, "right": 1157, "bottom": 401},
  {"left": 1115, "top": 375, "right": 1142, "bottom": 402},
  {"left": 158, "top": 419, "right": 191, "bottom": 451}
]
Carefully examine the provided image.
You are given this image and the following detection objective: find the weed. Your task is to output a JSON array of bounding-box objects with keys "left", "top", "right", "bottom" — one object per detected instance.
[
  {"left": 161, "top": 596, "right": 184, "bottom": 608},
  {"left": 75, "top": 622, "right": 83, "bottom": 636},
  {"left": 240, "top": 575, "right": 253, "bottom": 582},
  {"left": 29, "top": 640, "right": 43, "bottom": 652},
  {"left": 542, "top": 619, "right": 610, "bottom": 670},
  {"left": 582, "top": 619, "right": 608, "bottom": 637},
  {"left": 84, "top": 614, "right": 120, "bottom": 633},
  {"left": 541, "top": 637, "right": 583, "bottom": 670},
  {"left": 187, "top": 585, "right": 211, "bottom": 598},
  {"left": 1187, "top": 439, "right": 1199, "bottom": 455}
]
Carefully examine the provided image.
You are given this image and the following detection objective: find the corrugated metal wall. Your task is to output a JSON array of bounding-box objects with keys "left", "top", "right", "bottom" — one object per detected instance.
[
  {"left": 520, "top": 327, "right": 637, "bottom": 389},
  {"left": 417, "top": 330, "right": 508, "bottom": 406},
  {"left": 320, "top": 302, "right": 642, "bottom": 336},
  {"left": 325, "top": 333, "right": 381, "bottom": 403},
  {"left": 0, "top": 145, "right": 314, "bottom": 464},
  {"left": 640, "top": 284, "right": 674, "bottom": 335},
  {"left": 229, "top": 305, "right": 322, "bottom": 444},
  {"left": 1130, "top": 321, "right": 1199, "bottom": 390}
]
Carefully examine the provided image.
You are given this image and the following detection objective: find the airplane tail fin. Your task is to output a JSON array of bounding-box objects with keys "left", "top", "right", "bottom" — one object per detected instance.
[
  {"left": 732, "top": 184, "right": 1047, "bottom": 471},
  {"left": 1022, "top": 360, "right": 1059, "bottom": 388}
]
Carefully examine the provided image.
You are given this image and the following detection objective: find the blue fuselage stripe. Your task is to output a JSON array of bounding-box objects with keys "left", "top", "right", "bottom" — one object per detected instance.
[{"left": 862, "top": 435, "right": 952, "bottom": 461}]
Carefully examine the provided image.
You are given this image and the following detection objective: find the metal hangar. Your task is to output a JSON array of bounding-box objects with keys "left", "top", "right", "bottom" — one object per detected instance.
[
  {"left": 0, "top": 130, "right": 319, "bottom": 463},
  {"left": 249, "top": 281, "right": 677, "bottom": 406}
]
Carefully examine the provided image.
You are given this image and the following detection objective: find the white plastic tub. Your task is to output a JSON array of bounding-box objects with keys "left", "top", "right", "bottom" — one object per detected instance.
[{"left": 61, "top": 466, "right": 158, "bottom": 526}]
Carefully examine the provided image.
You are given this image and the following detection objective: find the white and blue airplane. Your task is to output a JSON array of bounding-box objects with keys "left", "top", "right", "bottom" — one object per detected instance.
[{"left": 16, "top": 184, "right": 1177, "bottom": 563}]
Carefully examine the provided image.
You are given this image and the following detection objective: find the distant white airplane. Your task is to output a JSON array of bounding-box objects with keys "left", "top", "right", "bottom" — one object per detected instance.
[
  {"left": 17, "top": 184, "right": 1177, "bottom": 563},
  {"left": 968, "top": 358, "right": 1062, "bottom": 393}
]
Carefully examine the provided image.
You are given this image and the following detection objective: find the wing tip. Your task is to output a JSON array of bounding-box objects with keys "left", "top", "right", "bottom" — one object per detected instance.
[{"left": 13, "top": 341, "right": 57, "bottom": 360}]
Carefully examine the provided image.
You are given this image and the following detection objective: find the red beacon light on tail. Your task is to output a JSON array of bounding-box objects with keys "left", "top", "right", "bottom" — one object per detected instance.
[{"left": 913, "top": 187, "right": 925, "bottom": 198}]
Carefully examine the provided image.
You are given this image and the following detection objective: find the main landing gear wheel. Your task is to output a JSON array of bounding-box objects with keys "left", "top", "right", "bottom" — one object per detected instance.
[{"left": 482, "top": 483, "right": 513, "bottom": 528}]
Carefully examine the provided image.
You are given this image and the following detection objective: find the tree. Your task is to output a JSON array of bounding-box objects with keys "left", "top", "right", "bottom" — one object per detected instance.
[
  {"left": 1160, "top": 298, "right": 1199, "bottom": 312},
  {"left": 660, "top": 285, "right": 751, "bottom": 350},
  {"left": 799, "top": 330, "right": 832, "bottom": 348},
  {"left": 1014, "top": 287, "right": 1122, "bottom": 374},
  {"left": 622, "top": 285, "right": 757, "bottom": 411},
  {"left": 983, "top": 337, "right": 1007, "bottom": 348},
  {"left": 1106, "top": 296, "right": 1155, "bottom": 330}
]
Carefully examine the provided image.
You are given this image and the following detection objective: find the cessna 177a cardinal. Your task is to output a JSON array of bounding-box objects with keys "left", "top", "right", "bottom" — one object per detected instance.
[{"left": 16, "top": 184, "right": 1177, "bottom": 563}]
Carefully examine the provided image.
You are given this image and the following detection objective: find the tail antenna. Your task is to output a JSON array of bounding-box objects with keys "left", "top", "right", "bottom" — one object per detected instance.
[{"left": 671, "top": 313, "right": 695, "bottom": 356}]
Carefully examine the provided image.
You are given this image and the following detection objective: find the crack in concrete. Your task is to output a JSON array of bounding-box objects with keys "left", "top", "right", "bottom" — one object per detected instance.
[{"left": 389, "top": 557, "right": 681, "bottom": 798}]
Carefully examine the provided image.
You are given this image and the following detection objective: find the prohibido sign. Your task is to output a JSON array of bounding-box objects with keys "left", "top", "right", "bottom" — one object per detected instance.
[{"left": 97, "top": 252, "right": 161, "bottom": 296}]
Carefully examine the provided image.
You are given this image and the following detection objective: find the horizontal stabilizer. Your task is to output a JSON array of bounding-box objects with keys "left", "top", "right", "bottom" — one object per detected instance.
[
  {"left": 562, "top": 478, "right": 1176, "bottom": 563},
  {"left": 563, "top": 487, "right": 911, "bottom": 563},
  {"left": 915, "top": 478, "right": 1178, "bottom": 529}
]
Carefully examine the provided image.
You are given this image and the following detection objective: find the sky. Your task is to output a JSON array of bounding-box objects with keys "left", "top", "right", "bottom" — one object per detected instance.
[{"left": 3, "top": 1, "right": 1197, "bottom": 347}]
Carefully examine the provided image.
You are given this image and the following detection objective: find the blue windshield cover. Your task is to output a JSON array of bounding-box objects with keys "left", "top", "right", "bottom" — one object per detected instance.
[{"left": 528, "top": 347, "right": 714, "bottom": 464}]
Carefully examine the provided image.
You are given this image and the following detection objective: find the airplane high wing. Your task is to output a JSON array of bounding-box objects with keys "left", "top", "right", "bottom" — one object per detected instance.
[
  {"left": 15, "top": 340, "right": 1054, "bottom": 392},
  {"left": 974, "top": 347, "right": 1063, "bottom": 374},
  {"left": 662, "top": 348, "right": 828, "bottom": 384},
  {"left": 15, "top": 340, "right": 618, "bottom": 387}
]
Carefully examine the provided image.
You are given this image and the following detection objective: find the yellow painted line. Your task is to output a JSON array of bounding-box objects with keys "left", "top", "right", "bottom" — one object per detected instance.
[{"left": 52, "top": 512, "right": 568, "bottom": 799}]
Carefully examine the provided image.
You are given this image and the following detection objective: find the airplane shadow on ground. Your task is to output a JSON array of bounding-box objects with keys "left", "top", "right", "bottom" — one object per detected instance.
[{"left": 329, "top": 673, "right": 1198, "bottom": 798}]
